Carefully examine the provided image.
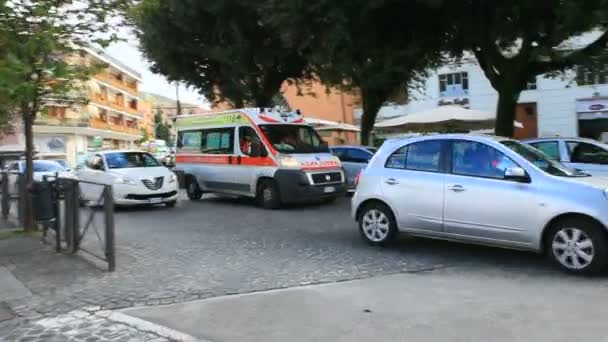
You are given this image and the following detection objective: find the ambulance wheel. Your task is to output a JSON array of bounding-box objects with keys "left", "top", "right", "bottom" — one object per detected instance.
[
  {"left": 257, "top": 179, "right": 281, "bottom": 209},
  {"left": 186, "top": 178, "right": 203, "bottom": 201}
]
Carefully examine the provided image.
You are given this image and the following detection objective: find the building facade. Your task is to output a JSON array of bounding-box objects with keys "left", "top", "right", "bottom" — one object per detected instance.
[
  {"left": 33, "top": 48, "right": 145, "bottom": 166},
  {"left": 359, "top": 57, "right": 608, "bottom": 140}
]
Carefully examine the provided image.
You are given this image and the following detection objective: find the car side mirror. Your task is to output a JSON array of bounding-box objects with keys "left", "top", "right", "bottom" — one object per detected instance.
[
  {"left": 504, "top": 167, "right": 530, "bottom": 183},
  {"left": 320, "top": 141, "right": 329, "bottom": 152}
]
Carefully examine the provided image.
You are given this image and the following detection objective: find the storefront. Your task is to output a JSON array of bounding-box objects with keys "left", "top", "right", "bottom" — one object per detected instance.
[{"left": 576, "top": 97, "right": 608, "bottom": 141}]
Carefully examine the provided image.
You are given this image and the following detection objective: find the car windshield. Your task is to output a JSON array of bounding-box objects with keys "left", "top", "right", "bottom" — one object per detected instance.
[
  {"left": 53, "top": 160, "right": 69, "bottom": 168},
  {"left": 501, "top": 140, "right": 585, "bottom": 177},
  {"left": 260, "top": 124, "right": 328, "bottom": 153},
  {"left": 105, "top": 152, "right": 160, "bottom": 169},
  {"left": 29, "top": 161, "right": 64, "bottom": 172},
  {"left": 365, "top": 147, "right": 378, "bottom": 154}
]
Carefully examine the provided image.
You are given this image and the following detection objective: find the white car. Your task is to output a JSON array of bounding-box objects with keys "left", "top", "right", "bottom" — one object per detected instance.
[
  {"left": 524, "top": 137, "right": 608, "bottom": 176},
  {"left": 76, "top": 150, "right": 179, "bottom": 207},
  {"left": 6, "top": 160, "right": 73, "bottom": 195}
]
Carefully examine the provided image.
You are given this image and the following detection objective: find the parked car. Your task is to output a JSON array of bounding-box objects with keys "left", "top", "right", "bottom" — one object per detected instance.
[
  {"left": 352, "top": 134, "right": 608, "bottom": 274},
  {"left": 6, "top": 160, "right": 73, "bottom": 195},
  {"left": 76, "top": 150, "right": 179, "bottom": 207},
  {"left": 330, "top": 146, "right": 377, "bottom": 191},
  {"left": 524, "top": 137, "right": 608, "bottom": 176},
  {"left": 51, "top": 159, "right": 72, "bottom": 171}
]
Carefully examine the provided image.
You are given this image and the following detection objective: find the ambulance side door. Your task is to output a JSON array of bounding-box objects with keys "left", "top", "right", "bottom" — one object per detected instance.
[
  {"left": 198, "top": 127, "right": 238, "bottom": 193},
  {"left": 234, "top": 126, "right": 272, "bottom": 196}
]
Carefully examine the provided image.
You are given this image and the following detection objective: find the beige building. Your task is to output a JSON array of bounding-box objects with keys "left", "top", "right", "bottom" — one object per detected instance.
[{"left": 34, "top": 47, "right": 145, "bottom": 166}]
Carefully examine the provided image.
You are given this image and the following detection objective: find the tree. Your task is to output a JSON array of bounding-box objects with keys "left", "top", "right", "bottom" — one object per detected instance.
[
  {"left": 131, "top": 0, "right": 311, "bottom": 108},
  {"left": 442, "top": 0, "right": 608, "bottom": 137},
  {"left": 0, "top": 0, "right": 125, "bottom": 230},
  {"left": 266, "top": 0, "right": 447, "bottom": 144},
  {"left": 154, "top": 109, "right": 170, "bottom": 142}
]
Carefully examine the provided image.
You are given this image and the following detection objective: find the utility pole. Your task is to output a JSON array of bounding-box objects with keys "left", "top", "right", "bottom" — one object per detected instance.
[{"left": 175, "top": 82, "right": 182, "bottom": 116}]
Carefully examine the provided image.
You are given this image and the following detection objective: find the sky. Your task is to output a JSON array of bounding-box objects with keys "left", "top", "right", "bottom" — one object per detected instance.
[{"left": 105, "top": 30, "right": 210, "bottom": 108}]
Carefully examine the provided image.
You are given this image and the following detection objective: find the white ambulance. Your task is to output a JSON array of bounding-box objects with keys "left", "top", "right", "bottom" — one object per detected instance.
[{"left": 174, "top": 108, "right": 346, "bottom": 208}]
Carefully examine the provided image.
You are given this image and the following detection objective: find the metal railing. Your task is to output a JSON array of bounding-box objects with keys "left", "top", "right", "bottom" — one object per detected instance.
[{"left": 0, "top": 172, "right": 116, "bottom": 272}]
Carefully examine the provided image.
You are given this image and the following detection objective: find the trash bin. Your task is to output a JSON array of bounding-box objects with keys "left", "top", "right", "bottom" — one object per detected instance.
[{"left": 29, "top": 181, "right": 55, "bottom": 221}]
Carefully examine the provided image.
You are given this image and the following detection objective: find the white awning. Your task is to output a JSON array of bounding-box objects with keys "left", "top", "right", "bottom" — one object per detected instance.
[{"left": 375, "top": 106, "right": 494, "bottom": 128}]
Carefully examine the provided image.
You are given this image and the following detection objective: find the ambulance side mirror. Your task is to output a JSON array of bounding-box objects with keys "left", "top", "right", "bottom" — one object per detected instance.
[{"left": 320, "top": 141, "right": 329, "bottom": 152}]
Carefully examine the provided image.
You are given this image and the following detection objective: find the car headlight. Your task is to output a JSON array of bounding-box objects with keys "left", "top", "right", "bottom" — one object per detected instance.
[
  {"left": 114, "top": 176, "right": 137, "bottom": 185},
  {"left": 168, "top": 173, "right": 177, "bottom": 183},
  {"left": 279, "top": 155, "right": 300, "bottom": 168}
]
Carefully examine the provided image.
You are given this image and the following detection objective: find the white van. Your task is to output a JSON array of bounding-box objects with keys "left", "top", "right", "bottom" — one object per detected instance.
[{"left": 174, "top": 108, "right": 346, "bottom": 208}]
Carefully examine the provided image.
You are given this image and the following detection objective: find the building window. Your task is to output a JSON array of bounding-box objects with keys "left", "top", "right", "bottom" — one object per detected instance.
[
  {"left": 129, "top": 99, "right": 138, "bottom": 110},
  {"left": 526, "top": 76, "right": 537, "bottom": 90},
  {"left": 439, "top": 72, "right": 469, "bottom": 97},
  {"left": 576, "top": 65, "right": 608, "bottom": 86}
]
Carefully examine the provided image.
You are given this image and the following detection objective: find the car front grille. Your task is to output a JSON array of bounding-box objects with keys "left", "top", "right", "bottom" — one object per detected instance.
[
  {"left": 125, "top": 191, "right": 177, "bottom": 200},
  {"left": 141, "top": 176, "right": 164, "bottom": 190},
  {"left": 310, "top": 172, "right": 342, "bottom": 185}
]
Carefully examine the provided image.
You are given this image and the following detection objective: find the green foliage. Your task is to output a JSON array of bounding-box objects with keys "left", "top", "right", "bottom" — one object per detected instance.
[
  {"left": 0, "top": 0, "right": 126, "bottom": 230},
  {"left": 154, "top": 109, "right": 171, "bottom": 142},
  {"left": 131, "top": 0, "right": 312, "bottom": 108},
  {"left": 440, "top": 0, "right": 608, "bottom": 136},
  {"left": 265, "top": 0, "right": 448, "bottom": 144}
]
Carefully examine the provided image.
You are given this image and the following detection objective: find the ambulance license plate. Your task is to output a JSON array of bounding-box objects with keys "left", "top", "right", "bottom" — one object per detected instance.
[
  {"left": 324, "top": 186, "right": 335, "bottom": 193},
  {"left": 149, "top": 198, "right": 162, "bottom": 204}
]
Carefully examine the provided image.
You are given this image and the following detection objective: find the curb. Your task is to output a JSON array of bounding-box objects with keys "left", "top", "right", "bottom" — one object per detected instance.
[{"left": 97, "top": 310, "right": 206, "bottom": 342}]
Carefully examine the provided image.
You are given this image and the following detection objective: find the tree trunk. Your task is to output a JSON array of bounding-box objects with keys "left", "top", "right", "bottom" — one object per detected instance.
[
  {"left": 23, "top": 109, "right": 35, "bottom": 231},
  {"left": 360, "top": 87, "right": 386, "bottom": 146},
  {"left": 494, "top": 87, "right": 521, "bottom": 138}
]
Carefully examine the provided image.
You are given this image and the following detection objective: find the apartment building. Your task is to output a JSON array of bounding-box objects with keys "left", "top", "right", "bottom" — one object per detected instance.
[
  {"left": 34, "top": 48, "right": 146, "bottom": 166},
  {"left": 360, "top": 56, "right": 608, "bottom": 141}
]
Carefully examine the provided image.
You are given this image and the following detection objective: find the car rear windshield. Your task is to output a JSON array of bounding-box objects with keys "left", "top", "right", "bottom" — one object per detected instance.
[
  {"left": 30, "top": 161, "right": 64, "bottom": 172},
  {"left": 105, "top": 152, "right": 160, "bottom": 169},
  {"left": 260, "top": 124, "right": 328, "bottom": 153},
  {"left": 501, "top": 140, "right": 583, "bottom": 177}
]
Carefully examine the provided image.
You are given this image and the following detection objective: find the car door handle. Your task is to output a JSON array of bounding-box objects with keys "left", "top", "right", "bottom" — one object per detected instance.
[
  {"left": 448, "top": 184, "right": 466, "bottom": 192},
  {"left": 385, "top": 178, "right": 399, "bottom": 185}
]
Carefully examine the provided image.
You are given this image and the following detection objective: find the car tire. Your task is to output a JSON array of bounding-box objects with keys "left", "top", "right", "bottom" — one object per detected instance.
[
  {"left": 257, "top": 179, "right": 281, "bottom": 209},
  {"left": 165, "top": 200, "right": 177, "bottom": 208},
  {"left": 186, "top": 178, "right": 203, "bottom": 201},
  {"left": 545, "top": 217, "right": 608, "bottom": 275},
  {"left": 357, "top": 202, "right": 398, "bottom": 246}
]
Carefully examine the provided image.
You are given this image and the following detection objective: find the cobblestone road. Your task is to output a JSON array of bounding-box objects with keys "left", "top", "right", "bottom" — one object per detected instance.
[{"left": 1, "top": 194, "right": 562, "bottom": 340}]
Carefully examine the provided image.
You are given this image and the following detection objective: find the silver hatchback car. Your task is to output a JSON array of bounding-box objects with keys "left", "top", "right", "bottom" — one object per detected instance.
[{"left": 352, "top": 134, "right": 608, "bottom": 274}]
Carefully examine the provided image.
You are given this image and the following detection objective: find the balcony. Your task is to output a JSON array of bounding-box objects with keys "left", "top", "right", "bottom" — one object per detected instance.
[
  {"left": 35, "top": 116, "right": 140, "bottom": 136},
  {"left": 89, "top": 93, "right": 142, "bottom": 118},
  {"left": 93, "top": 72, "right": 139, "bottom": 95},
  {"left": 89, "top": 117, "right": 140, "bottom": 136}
]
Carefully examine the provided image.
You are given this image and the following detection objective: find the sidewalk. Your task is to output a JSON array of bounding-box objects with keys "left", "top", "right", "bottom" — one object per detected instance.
[
  {"left": 121, "top": 268, "right": 608, "bottom": 342},
  {"left": 0, "top": 236, "right": 176, "bottom": 341}
]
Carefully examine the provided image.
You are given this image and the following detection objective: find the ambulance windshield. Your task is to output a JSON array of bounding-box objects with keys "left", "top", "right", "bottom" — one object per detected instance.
[{"left": 260, "top": 125, "right": 329, "bottom": 154}]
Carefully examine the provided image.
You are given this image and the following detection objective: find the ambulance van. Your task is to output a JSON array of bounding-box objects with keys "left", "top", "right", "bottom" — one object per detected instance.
[{"left": 174, "top": 108, "right": 346, "bottom": 208}]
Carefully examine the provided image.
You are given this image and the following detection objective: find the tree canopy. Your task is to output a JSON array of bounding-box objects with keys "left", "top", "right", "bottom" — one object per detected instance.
[
  {"left": 0, "top": 0, "right": 125, "bottom": 230},
  {"left": 441, "top": 0, "right": 608, "bottom": 136},
  {"left": 266, "top": 0, "right": 448, "bottom": 144},
  {"left": 131, "top": 0, "right": 312, "bottom": 108}
]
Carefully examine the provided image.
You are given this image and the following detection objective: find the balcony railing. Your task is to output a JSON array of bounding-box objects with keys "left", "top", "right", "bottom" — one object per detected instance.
[
  {"left": 89, "top": 117, "right": 140, "bottom": 135},
  {"left": 93, "top": 72, "right": 139, "bottom": 95},
  {"left": 35, "top": 117, "right": 90, "bottom": 127},
  {"left": 89, "top": 93, "right": 142, "bottom": 118}
]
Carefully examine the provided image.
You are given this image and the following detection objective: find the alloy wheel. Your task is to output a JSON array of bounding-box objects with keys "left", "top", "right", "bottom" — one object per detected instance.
[
  {"left": 552, "top": 227, "right": 595, "bottom": 270},
  {"left": 362, "top": 209, "right": 390, "bottom": 242}
]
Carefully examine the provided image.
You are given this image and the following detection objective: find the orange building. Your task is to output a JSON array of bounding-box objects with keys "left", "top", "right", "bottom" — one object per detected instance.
[
  {"left": 281, "top": 82, "right": 360, "bottom": 145},
  {"left": 32, "top": 47, "right": 145, "bottom": 166}
]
